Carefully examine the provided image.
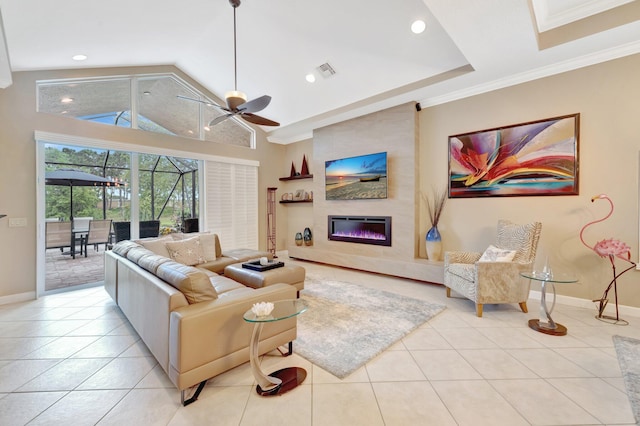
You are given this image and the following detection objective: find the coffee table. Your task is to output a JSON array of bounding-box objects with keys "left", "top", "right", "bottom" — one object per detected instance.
[
  {"left": 521, "top": 271, "right": 578, "bottom": 336},
  {"left": 243, "top": 299, "right": 307, "bottom": 396}
]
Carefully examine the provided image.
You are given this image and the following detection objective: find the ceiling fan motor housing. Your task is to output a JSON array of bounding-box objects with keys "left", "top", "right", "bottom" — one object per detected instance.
[{"left": 225, "top": 91, "right": 248, "bottom": 110}]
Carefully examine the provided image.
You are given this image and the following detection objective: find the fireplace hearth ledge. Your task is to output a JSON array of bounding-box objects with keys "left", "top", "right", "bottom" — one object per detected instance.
[{"left": 286, "top": 246, "right": 444, "bottom": 284}]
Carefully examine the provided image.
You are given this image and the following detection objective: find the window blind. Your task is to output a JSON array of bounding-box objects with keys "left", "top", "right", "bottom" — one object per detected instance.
[{"left": 205, "top": 160, "right": 258, "bottom": 250}]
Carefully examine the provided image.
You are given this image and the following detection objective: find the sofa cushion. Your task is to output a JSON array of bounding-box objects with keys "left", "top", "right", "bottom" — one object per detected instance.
[
  {"left": 112, "top": 240, "right": 141, "bottom": 257},
  {"left": 136, "top": 235, "right": 173, "bottom": 258},
  {"left": 223, "top": 248, "right": 271, "bottom": 261},
  {"left": 126, "top": 246, "right": 157, "bottom": 263},
  {"left": 156, "top": 261, "right": 218, "bottom": 304},
  {"left": 137, "top": 254, "right": 173, "bottom": 274},
  {"left": 209, "top": 274, "right": 246, "bottom": 295},
  {"left": 172, "top": 232, "right": 221, "bottom": 259},
  {"left": 197, "top": 233, "right": 219, "bottom": 261},
  {"left": 165, "top": 236, "right": 206, "bottom": 266}
]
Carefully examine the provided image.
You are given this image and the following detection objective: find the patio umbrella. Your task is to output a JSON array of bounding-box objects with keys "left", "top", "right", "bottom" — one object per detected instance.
[{"left": 45, "top": 169, "right": 120, "bottom": 221}]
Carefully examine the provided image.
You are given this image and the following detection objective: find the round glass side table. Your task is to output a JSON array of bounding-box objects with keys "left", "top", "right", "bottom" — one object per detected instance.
[
  {"left": 520, "top": 271, "right": 578, "bottom": 336},
  {"left": 243, "top": 299, "right": 307, "bottom": 396}
]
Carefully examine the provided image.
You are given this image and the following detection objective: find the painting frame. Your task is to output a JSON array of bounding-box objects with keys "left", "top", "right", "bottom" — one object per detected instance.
[{"left": 448, "top": 113, "right": 580, "bottom": 198}]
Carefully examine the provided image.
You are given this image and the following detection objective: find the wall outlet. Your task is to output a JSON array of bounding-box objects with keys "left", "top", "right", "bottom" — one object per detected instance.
[{"left": 8, "top": 217, "right": 27, "bottom": 228}]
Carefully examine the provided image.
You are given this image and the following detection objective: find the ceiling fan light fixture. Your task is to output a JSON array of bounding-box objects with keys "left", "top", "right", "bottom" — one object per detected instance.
[{"left": 225, "top": 90, "right": 247, "bottom": 110}]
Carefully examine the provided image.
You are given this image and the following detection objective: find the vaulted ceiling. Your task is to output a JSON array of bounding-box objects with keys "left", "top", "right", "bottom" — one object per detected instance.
[{"left": 1, "top": 0, "right": 639, "bottom": 144}]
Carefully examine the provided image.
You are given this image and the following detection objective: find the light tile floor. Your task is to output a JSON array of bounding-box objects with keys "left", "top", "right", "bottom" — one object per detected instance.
[{"left": 1, "top": 253, "right": 639, "bottom": 425}]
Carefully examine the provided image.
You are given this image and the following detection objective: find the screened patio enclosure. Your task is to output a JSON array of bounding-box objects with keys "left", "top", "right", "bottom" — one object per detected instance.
[
  {"left": 44, "top": 143, "right": 200, "bottom": 292},
  {"left": 45, "top": 143, "right": 199, "bottom": 231}
]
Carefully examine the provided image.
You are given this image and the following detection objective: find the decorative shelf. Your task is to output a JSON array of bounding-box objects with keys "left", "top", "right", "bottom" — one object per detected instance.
[
  {"left": 279, "top": 174, "right": 313, "bottom": 181},
  {"left": 279, "top": 200, "right": 313, "bottom": 204}
]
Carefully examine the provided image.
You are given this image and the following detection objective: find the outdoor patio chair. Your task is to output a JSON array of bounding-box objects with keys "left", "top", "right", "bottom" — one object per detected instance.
[
  {"left": 183, "top": 218, "right": 199, "bottom": 233},
  {"left": 45, "top": 221, "right": 73, "bottom": 257},
  {"left": 84, "top": 219, "right": 112, "bottom": 256},
  {"left": 140, "top": 220, "right": 160, "bottom": 238},
  {"left": 112, "top": 221, "right": 130, "bottom": 242},
  {"left": 72, "top": 217, "right": 93, "bottom": 233}
]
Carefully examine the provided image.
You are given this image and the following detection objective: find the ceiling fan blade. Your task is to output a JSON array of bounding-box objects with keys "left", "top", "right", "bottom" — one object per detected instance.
[
  {"left": 208, "top": 114, "right": 235, "bottom": 127},
  {"left": 241, "top": 113, "right": 280, "bottom": 127},
  {"left": 237, "top": 95, "right": 271, "bottom": 113},
  {"left": 177, "top": 95, "right": 231, "bottom": 112}
]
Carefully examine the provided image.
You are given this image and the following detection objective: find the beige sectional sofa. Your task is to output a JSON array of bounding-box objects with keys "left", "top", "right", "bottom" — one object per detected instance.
[{"left": 104, "top": 233, "right": 299, "bottom": 404}]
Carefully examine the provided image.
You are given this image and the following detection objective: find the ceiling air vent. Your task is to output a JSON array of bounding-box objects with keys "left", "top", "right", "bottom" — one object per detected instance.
[{"left": 316, "top": 62, "right": 336, "bottom": 79}]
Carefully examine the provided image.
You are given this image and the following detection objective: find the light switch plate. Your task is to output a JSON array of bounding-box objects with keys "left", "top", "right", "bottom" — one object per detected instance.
[{"left": 8, "top": 217, "right": 27, "bottom": 227}]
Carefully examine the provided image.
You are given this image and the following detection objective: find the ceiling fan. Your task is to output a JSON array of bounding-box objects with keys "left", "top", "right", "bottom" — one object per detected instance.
[{"left": 178, "top": 0, "right": 279, "bottom": 127}]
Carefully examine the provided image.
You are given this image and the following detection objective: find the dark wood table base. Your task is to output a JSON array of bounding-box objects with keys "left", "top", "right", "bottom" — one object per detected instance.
[
  {"left": 256, "top": 367, "right": 307, "bottom": 396},
  {"left": 528, "top": 319, "right": 567, "bottom": 336}
]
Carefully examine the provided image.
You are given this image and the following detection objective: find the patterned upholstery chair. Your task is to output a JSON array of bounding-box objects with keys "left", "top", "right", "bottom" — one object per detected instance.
[{"left": 444, "top": 220, "right": 542, "bottom": 317}]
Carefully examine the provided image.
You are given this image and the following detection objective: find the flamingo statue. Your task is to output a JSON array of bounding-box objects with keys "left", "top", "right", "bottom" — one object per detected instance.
[{"left": 579, "top": 194, "right": 636, "bottom": 323}]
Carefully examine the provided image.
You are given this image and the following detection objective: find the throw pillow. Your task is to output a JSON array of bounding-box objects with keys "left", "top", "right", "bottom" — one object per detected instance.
[
  {"left": 165, "top": 236, "right": 206, "bottom": 266},
  {"left": 196, "top": 233, "right": 218, "bottom": 261},
  {"left": 137, "top": 235, "right": 173, "bottom": 258},
  {"left": 478, "top": 244, "right": 517, "bottom": 262}
]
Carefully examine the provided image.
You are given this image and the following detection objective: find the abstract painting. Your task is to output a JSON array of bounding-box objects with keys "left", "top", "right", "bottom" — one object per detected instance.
[{"left": 448, "top": 114, "right": 580, "bottom": 198}]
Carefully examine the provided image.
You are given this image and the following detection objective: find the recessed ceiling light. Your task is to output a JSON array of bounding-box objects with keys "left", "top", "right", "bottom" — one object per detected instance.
[
  {"left": 411, "top": 20, "right": 426, "bottom": 34},
  {"left": 203, "top": 126, "right": 211, "bottom": 132},
  {"left": 72, "top": 54, "right": 87, "bottom": 61},
  {"left": 143, "top": 91, "right": 151, "bottom": 96},
  {"left": 60, "top": 97, "right": 74, "bottom": 103},
  {"left": 305, "top": 73, "right": 316, "bottom": 83}
]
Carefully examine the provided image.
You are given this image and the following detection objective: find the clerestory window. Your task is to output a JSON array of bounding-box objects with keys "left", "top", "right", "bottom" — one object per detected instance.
[{"left": 37, "top": 73, "right": 255, "bottom": 148}]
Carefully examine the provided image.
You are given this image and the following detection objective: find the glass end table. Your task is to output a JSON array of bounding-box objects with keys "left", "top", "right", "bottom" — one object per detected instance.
[
  {"left": 243, "top": 299, "right": 307, "bottom": 396},
  {"left": 520, "top": 271, "right": 578, "bottom": 336}
]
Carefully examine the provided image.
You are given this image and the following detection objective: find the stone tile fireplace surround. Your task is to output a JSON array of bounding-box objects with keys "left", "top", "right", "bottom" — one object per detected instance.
[{"left": 287, "top": 102, "right": 444, "bottom": 284}]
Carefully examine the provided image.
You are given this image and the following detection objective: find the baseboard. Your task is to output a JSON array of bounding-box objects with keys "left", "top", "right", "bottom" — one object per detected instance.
[
  {"left": 0, "top": 291, "right": 36, "bottom": 306},
  {"left": 529, "top": 289, "right": 640, "bottom": 319}
]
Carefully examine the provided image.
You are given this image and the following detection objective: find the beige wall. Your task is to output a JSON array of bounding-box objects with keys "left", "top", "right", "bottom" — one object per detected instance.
[
  {"left": 282, "top": 53, "right": 640, "bottom": 307},
  {"left": 0, "top": 65, "right": 285, "bottom": 300},
  {"left": 2, "top": 54, "right": 639, "bottom": 307},
  {"left": 419, "top": 53, "right": 640, "bottom": 306}
]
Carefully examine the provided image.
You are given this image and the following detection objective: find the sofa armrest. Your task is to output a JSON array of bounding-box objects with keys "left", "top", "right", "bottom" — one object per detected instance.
[
  {"left": 169, "top": 283, "right": 297, "bottom": 378},
  {"left": 444, "top": 251, "right": 482, "bottom": 266},
  {"left": 474, "top": 261, "right": 532, "bottom": 303}
]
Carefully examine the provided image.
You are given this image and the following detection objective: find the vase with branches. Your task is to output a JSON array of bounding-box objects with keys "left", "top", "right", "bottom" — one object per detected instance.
[{"left": 421, "top": 187, "right": 447, "bottom": 261}]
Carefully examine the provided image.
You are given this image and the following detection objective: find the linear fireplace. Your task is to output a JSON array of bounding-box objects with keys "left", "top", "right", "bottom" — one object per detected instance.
[{"left": 328, "top": 216, "right": 391, "bottom": 246}]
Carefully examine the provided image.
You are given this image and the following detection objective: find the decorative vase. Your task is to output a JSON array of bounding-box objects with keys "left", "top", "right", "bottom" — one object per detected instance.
[
  {"left": 303, "top": 227, "right": 312, "bottom": 246},
  {"left": 425, "top": 225, "right": 442, "bottom": 261},
  {"left": 295, "top": 232, "right": 303, "bottom": 246}
]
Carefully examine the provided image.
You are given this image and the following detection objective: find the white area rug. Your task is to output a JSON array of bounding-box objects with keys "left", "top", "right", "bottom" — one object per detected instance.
[
  {"left": 295, "top": 276, "right": 445, "bottom": 379},
  {"left": 613, "top": 335, "right": 640, "bottom": 424}
]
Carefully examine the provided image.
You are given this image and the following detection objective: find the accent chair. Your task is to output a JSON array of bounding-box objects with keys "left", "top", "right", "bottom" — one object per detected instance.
[{"left": 443, "top": 220, "right": 542, "bottom": 317}]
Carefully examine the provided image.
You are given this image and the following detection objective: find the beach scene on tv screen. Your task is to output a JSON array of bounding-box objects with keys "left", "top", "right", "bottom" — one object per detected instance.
[{"left": 325, "top": 152, "right": 387, "bottom": 200}]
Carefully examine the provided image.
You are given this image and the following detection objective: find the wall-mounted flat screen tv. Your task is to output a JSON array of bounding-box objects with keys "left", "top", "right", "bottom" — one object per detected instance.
[{"left": 325, "top": 151, "right": 388, "bottom": 200}]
